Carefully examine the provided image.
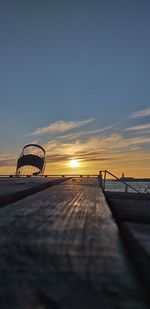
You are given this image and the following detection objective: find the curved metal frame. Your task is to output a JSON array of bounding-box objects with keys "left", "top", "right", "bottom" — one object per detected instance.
[
  {"left": 16, "top": 144, "right": 46, "bottom": 176},
  {"left": 22, "top": 144, "right": 45, "bottom": 155}
]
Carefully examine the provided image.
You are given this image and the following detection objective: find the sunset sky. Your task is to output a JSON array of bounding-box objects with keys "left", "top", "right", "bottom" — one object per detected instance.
[{"left": 0, "top": 0, "right": 150, "bottom": 177}]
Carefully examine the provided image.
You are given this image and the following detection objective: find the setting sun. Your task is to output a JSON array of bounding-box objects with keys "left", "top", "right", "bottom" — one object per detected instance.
[{"left": 69, "top": 159, "right": 79, "bottom": 168}]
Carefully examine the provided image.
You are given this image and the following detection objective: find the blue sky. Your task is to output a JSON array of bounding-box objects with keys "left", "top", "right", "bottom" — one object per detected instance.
[{"left": 0, "top": 0, "right": 150, "bottom": 176}]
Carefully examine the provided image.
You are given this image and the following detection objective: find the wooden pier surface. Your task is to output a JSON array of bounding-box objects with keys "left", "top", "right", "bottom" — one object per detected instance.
[
  {"left": 0, "top": 177, "right": 69, "bottom": 208},
  {"left": 105, "top": 190, "right": 150, "bottom": 299},
  {"left": 0, "top": 177, "right": 149, "bottom": 308}
]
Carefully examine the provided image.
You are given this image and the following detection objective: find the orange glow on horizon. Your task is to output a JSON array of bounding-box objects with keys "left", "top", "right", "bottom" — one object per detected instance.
[{"left": 0, "top": 158, "right": 150, "bottom": 178}]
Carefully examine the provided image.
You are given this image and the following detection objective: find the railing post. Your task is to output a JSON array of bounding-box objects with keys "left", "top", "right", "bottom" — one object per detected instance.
[
  {"left": 103, "top": 170, "right": 106, "bottom": 190},
  {"left": 125, "top": 183, "right": 128, "bottom": 193},
  {"left": 99, "top": 171, "right": 103, "bottom": 188},
  {"left": 101, "top": 170, "right": 140, "bottom": 193}
]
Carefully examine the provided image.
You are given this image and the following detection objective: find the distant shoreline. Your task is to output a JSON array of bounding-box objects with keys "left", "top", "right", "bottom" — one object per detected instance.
[
  {"left": 115, "top": 178, "right": 150, "bottom": 182},
  {"left": 0, "top": 175, "right": 149, "bottom": 182}
]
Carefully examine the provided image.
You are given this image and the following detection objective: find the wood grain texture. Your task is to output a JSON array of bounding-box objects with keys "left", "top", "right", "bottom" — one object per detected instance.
[
  {"left": 121, "top": 223, "right": 150, "bottom": 293},
  {"left": 105, "top": 191, "right": 150, "bottom": 224},
  {"left": 105, "top": 191, "right": 150, "bottom": 200},
  {"left": 0, "top": 178, "right": 148, "bottom": 308},
  {"left": 0, "top": 177, "right": 69, "bottom": 208}
]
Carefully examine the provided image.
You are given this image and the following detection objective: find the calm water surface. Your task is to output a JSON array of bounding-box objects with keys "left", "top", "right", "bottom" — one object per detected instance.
[{"left": 104, "top": 180, "right": 150, "bottom": 193}]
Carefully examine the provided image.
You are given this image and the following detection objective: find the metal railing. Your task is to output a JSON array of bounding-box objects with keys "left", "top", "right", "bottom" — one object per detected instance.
[
  {"left": 0, "top": 174, "right": 99, "bottom": 178},
  {"left": 99, "top": 170, "right": 140, "bottom": 193}
]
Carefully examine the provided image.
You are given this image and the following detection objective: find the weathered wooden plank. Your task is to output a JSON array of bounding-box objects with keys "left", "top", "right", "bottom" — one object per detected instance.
[
  {"left": 0, "top": 178, "right": 148, "bottom": 308},
  {"left": 105, "top": 192, "right": 150, "bottom": 224},
  {"left": 105, "top": 191, "right": 150, "bottom": 200},
  {"left": 0, "top": 177, "right": 70, "bottom": 208},
  {"left": 121, "top": 223, "right": 150, "bottom": 293},
  {"left": 0, "top": 177, "right": 68, "bottom": 197}
]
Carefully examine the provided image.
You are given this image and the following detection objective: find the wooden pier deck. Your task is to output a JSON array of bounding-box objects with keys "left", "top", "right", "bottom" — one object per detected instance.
[
  {"left": 105, "top": 190, "right": 150, "bottom": 299},
  {"left": 0, "top": 177, "right": 149, "bottom": 308}
]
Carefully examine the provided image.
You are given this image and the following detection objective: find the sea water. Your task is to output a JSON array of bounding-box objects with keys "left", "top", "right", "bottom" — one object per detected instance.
[{"left": 104, "top": 180, "right": 150, "bottom": 193}]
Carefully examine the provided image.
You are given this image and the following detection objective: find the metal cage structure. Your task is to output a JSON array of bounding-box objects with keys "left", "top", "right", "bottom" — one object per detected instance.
[{"left": 16, "top": 144, "right": 46, "bottom": 176}]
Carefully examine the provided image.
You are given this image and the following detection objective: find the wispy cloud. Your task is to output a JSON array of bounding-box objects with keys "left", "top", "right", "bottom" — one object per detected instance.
[
  {"left": 52, "top": 125, "right": 115, "bottom": 141},
  {"left": 44, "top": 133, "right": 150, "bottom": 165},
  {"left": 26, "top": 119, "right": 94, "bottom": 136},
  {"left": 129, "top": 108, "right": 150, "bottom": 118},
  {"left": 1, "top": 129, "right": 150, "bottom": 175},
  {"left": 1, "top": 116, "right": 150, "bottom": 175},
  {"left": 0, "top": 154, "right": 17, "bottom": 167},
  {"left": 124, "top": 123, "right": 150, "bottom": 131}
]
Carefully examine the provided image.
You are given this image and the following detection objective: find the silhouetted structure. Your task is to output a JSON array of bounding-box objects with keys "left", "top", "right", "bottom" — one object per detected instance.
[{"left": 16, "top": 144, "right": 46, "bottom": 176}]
